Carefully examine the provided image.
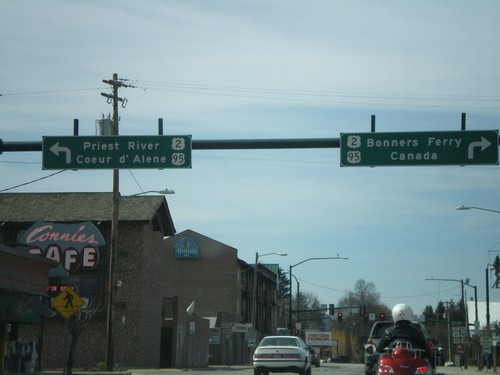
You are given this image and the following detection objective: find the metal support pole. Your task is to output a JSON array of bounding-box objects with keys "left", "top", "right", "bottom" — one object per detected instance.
[
  {"left": 461, "top": 279, "right": 468, "bottom": 369},
  {"left": 487, "top": 267, "right": 491, "bottom": 329},
  {"left": 287, "top": 256, "right": 347, "bottom": 335},
  {"left": 252, "top": 252, "right": 259, "bottom": 330},
  {"left": 289, "top": 265, "right": 292, "bottom": 334},
  {"left": 474, "top": 285, "right": 478, "bottom": 327},
  {"left": 296, "top": 280, "right": 300, "bottom": 324}
]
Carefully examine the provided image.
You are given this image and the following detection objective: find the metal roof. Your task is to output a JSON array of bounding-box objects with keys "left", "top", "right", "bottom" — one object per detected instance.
[{"left": 0, "top": 192, "right": 176, "bottom": 236}]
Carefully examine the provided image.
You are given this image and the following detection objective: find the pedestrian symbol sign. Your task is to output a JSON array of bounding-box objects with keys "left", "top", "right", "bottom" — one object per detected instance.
[{"left": 52, "top": 288, "right": 85, "bottom": 319}]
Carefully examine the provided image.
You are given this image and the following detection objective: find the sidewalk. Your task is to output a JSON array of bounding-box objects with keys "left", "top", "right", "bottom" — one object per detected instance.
[
  {"left": 6, "top": 365, "right": 253, "bottom": 375},
  {"left": 437, "top": 364, "right": 499, "bottom": 375}
]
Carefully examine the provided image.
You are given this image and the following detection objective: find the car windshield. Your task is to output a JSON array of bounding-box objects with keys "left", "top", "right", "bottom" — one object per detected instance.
[{"left": 260, "top": 337, "right": 299, "bottom": 347}]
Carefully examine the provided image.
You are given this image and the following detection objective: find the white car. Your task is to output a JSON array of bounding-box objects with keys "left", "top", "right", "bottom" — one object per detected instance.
[{"left": 253, "top": 335, "right": 312, "bottom": 375}]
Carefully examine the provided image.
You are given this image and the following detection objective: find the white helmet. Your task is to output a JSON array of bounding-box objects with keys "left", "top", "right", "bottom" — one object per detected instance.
[{"left": 392, "top": 303, "right": 413, "bottom": 323}]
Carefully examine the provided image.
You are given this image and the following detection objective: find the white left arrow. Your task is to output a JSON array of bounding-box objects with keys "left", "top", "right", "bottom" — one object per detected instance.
[
  {"left": 49, "top": 142, "right": 72, "bottom": 163},
  {"left": 468, "top": 137, "right": 492, "bottom": 159}
]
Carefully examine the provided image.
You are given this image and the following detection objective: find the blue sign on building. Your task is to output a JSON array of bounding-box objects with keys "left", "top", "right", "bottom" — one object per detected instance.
[{"left": 174, "top": 237, "right": 200, "bottom": 259}]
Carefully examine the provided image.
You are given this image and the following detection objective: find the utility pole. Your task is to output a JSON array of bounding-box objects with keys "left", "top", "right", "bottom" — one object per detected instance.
[{"left": 101, "top": 73, "right": 134, "bottom": 371}]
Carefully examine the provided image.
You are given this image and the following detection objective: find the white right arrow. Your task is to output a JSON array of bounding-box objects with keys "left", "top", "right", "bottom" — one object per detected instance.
[
  {"left": 468, "top": 137, "right": 492, "bottom": 159},
  {"left": 49, "top": 142, "right": 71, "bottom": 163}
]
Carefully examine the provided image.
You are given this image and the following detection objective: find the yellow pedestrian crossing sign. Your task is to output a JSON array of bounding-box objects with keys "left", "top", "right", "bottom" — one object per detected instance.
[{"left": 52, "top": 288, "right": 85, "bottom": 319}]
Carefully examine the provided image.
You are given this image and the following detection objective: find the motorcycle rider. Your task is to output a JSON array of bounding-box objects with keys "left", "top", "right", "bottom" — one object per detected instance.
[{"left": 377, "top": 303, "right": 430, "bottom": 355}]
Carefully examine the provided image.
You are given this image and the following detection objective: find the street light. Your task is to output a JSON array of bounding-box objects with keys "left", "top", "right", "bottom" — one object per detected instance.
[
  {"left": 425, "top": 277, "right": 480, "bottom": 369},
  {"left": 128, "top": 188, "right": 175, "bottom": 196},
  {"left": 456, "top": 205, "right": 500, "bottom": 214},
  {"left": 252, "top": 251, "right": 287, "bottom": 330},
  {"left": 288, "top": 256, "right": 348, "bottom": 334},
  {"left": 425, "top": 277, "right": 478, "bottom": 326},
  {"left": 425, "top": 277, "right": 466, "bottom": 321},
  {"left": 456, "top": 205, "right": 500, "bottom": 330}
]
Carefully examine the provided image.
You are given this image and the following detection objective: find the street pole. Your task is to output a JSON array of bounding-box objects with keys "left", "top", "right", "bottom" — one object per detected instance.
[
  {"left": 289, "top": 264, "right": 292, "bottom": 335},
  {"left": 102, "top": 74, "right": 134, "bottom": 371},
  {"left": 288, "top": 256, "right": 348, "bottom": 334},
  {"left": 486, "top": 267, "right": 491, "bottom": 329},
  {"left": 104, "top": 73, "right": 120, "bottom": 372},
  {"left": 252, "top": 252, "right": 259, "bottom": 330},
  {"left": 446, "top": 302, "right": 452, "bottom": 363}
]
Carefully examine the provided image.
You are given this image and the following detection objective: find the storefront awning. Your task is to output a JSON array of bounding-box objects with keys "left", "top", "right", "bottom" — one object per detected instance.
[{"left": 0, "top": 244, "right": 56, "bottom": 324}]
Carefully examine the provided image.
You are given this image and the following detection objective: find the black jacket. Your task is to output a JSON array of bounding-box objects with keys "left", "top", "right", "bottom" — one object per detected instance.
[{"left": 376, "top": 321, "right": 428, "bottom": 354}]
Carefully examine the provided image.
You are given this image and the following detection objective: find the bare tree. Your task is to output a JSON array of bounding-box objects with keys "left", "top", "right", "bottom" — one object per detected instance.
[
  {"left": 340, "top": 279, "right": 382, "bottom": 308},
  {"left": 65, "top": 301, "right": 99, "bottom": 375},
  {"left": 335, "top": 279, "right": 389, "bottom": 361},
  {"left": 297, "top": 291, "right": 323, "bottom": 331}
]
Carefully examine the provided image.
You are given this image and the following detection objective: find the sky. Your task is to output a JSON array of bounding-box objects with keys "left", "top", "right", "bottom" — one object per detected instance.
[{"left": 1, "top": 0, "right": 500, "bottom": 319}]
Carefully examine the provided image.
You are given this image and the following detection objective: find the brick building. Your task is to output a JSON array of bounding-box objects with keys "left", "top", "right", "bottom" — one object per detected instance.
[
  {"left": 0, "top": 192, "right": 178, "bottom": 369},
  {"left": 163, "top": 230, "right": 281, "bottom": 365},
  {"left": 0, "top": 192, "right": 282, "bottom": 370}
]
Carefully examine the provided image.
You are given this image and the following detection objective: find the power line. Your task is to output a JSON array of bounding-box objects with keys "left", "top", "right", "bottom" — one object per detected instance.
[
  {"left": 2, "top": 81, "right": 499, "bottom": 110},
  {"left": 0, "top": 87, "right": 103, "bottom": 96},
  {"left": 298, "top": 277, "right": 459, "bottom": 300},
  {"left": 134, "top": 80, "right": 500, "bottom": 110},
  {"left": 137, "top": 80, "right": 500, "bottom": 101},
  {"left": 0, "top": 170, "right": 66, "bottom": 192}
]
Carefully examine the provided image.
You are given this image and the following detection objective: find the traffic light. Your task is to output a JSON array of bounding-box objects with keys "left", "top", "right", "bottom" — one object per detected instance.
[
  {"left": 294, "top": 328, "right": 300, "bottom": 336},
  {"left": 329, "top": 304, "right": 335, "bottom": 315},
  {"left": 379, "top": 313, "right": 386, "bottom": 321},
  {"left": 337, "top": 312, "right": 343, "bottom": 322},
  {"left": 363, "top": 312, "right": 369, "bottom": 322}
]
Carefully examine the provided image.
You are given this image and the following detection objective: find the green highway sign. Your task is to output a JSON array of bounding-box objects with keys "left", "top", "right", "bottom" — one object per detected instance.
[
  {"left": 340, "top": 130, "right": 499, "bottom": 167},
  {"left": 42, "top": 135, "right": 192, "bottom": 170}
]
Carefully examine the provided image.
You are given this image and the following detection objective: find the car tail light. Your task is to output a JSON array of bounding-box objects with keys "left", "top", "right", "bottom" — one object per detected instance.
[
  {"left": 283, "top": 354, "right": 301, "bottom": 358},
  {"left": 378, "top": 364, "right": 394, "bottom": 373},
  {"left": 367, "top": 338, "right": 373, "bottom": 344},
  {"left": 254, "top": 353, "right": 301, "bottom": 359},
  {"left": 415, "top": 366, "right": 430, "bottom": 374}
]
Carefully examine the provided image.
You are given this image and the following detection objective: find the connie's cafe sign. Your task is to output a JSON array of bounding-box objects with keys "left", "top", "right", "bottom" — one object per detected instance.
[{"left": 20, "top": 221, "right": 105, "bottom": 275}]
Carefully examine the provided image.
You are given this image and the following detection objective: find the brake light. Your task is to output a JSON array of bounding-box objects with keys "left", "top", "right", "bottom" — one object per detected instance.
[
  {"left": 254, "top": 353, "right": 301, "bottom": 359},
  {"left": 415, "top": 366, "right": 430, "bottom": 374},
  {"left": 378, "top": 364, "right": 394, "bottom": 373},
  {"left": 367, "top": 338, "right": 373, "bottom": 344},
  {"left": 254, "top": 354, "right": 273, "bottom": 358}
]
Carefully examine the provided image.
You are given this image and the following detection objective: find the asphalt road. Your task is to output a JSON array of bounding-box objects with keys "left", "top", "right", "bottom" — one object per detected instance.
[
  {"left": 34, "top": 362, "right": 491, "bottom": 375},
  {"left": 125, "top": 362, "right": 490, "bottom": 375}
]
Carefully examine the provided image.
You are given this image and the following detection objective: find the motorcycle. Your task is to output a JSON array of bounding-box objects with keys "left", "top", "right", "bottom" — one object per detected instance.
[{"left": 365, "top": 340, "right": 435, "bottom": 375}]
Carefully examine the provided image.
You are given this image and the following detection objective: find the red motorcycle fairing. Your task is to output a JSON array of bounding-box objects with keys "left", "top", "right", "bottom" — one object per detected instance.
[{"left": 376, "top": 341, "right": 432, "bottom": 375}]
